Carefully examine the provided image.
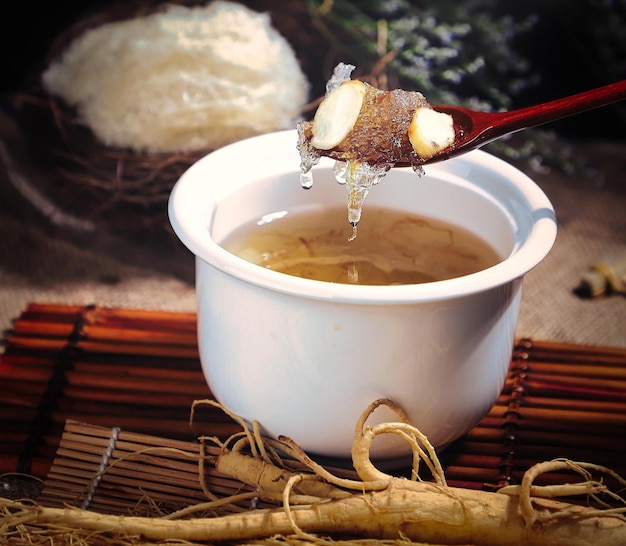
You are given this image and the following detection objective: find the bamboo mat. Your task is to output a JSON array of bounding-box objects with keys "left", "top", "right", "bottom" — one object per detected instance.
[
  {"left": 36, "top": 420, "right": 249, "bottom": 514},
  {"left": 2, "top": 302, "right": 626, "bottom": 505}
]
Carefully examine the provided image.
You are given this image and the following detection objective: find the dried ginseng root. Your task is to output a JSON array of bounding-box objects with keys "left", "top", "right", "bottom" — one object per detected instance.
[
  {"left": 3, "top": 399, "right": 626, "bottom": 545},
  {"left": 297, "top": 63, "right": 455, "bottom": 233}
]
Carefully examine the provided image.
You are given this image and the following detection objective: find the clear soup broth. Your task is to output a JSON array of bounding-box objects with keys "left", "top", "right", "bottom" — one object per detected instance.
[{"left": 221, "top": 206, "right": 502, "bottom": 285}]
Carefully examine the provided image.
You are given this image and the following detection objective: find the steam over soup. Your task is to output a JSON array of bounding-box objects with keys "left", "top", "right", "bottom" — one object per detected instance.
[{"left": 221, "top": 206, "right": 502, "bottom": 286}]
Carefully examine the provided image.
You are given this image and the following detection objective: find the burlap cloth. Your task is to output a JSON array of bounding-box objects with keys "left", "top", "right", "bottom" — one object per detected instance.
[{"left": 1, "top": 131, "right": 625, "bottom": 348}]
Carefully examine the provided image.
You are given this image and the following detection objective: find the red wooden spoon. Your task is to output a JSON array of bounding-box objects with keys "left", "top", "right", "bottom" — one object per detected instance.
[{"left": 416, "top": 79, "right": 626, "bottom": 165}]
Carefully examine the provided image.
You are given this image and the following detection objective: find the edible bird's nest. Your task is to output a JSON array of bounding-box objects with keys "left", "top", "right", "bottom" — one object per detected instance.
[{"left": 10, "top": 0, "right": 326, "bottom": 236}]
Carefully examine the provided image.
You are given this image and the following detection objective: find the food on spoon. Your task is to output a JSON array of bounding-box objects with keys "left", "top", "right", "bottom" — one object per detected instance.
[
  {"left": 298, "top": 65, "right": 452, "bottom": 169},
  {"left": 297, "top": 63, "right": 455, "bottom": 232}
]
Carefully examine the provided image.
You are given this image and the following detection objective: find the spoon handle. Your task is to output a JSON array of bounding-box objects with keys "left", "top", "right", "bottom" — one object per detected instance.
[{"left": 486, "top": 79, "right": 626, "bottom": 138}]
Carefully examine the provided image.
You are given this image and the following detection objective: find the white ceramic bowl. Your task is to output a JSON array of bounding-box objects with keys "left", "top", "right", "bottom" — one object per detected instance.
[{"left": 169, "top": 129, "right": 556, "bottom": 460}]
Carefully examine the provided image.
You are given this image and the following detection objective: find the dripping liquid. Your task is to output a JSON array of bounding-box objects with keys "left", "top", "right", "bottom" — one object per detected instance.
[{"left": 221, "top": 206, "right": 502, "bottom": 286}]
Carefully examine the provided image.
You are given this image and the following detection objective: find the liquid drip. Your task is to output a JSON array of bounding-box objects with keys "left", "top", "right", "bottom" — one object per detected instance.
[
  {"left": 297, "top": 123, "right": 320, "bottom": 189},
  {"left": 347, "top": 260, "right": 359, "bottom": 283},
  {"left": 348, "top": 222, "right": 358, "bottom": 242},
  {"left": 300, "top": 170, "right": 313, "bottom": 189},
  {"left": 347, "top": 185, "right": 368, "bottom": 227},
  {"left": 333, "top": 161, "right": 348, "bottom": 185},
  {"left": 341, "top": 160, "right": 392, "bottom": 238}
]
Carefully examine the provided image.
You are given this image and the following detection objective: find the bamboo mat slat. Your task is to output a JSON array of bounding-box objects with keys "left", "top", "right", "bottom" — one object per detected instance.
[{"left": 2, "top": 302, "right": 626, "bottom": 505}]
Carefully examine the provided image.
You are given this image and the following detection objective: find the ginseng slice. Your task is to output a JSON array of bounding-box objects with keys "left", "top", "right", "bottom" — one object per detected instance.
[
  {"left": 311, "top": 80, "right": 366, "bottom": 150},
  {"left": 409, "top": 107, "right": 455, "bottom": 160}
]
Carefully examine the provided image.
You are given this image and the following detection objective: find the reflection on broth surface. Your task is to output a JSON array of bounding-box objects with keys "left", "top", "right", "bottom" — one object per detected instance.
[{"left": 222, "top": 206, "right": 502, "bottom": 285}]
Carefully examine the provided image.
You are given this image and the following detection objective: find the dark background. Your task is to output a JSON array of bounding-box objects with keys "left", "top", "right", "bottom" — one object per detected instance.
[{"left": 1, "top": 1, "right": 625, "bottom": 138}]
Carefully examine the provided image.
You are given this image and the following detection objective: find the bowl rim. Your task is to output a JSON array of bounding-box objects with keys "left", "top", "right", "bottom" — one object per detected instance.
[{"left": 168, "top": 129, "right": 557, "bottom": 304}]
